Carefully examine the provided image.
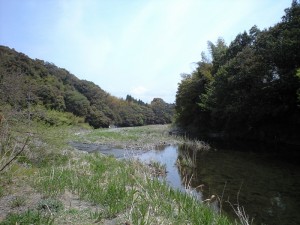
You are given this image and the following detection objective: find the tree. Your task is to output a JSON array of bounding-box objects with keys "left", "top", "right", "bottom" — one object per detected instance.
[
  {"left": 175, "top": 54, "right": 213, "bottom": 133},
  {"left": 207, "top": 38, "right": 228, "bottom": 74},
  {"left": 175, "top": 1, "right": 300, "bottom": 142},
  {"left": 150, "top": 98, "right": 173, "bottom": 124},
  {"left": 86, "top": 106, "right": 110, "bottom": 128},
  {"left": 64, "top": 90, "right": 90, "bottom": 117},
  {"left": 0, "top": 45, "right": 174, "bottom": 128}
]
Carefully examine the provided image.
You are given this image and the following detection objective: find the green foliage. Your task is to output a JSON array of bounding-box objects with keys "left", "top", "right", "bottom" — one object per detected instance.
[
  {"left": 37, "top": 85, "right": 66, "bottom": 111},
  {"left": 0, "top": 210, "right": 54, "bottom": 225},
  {"left": 296, "top": 68, "right": 300, "bottom": 103},
  {"left": 31, "top": 105, "right": 85, "bottom": 126},
  {"left": 0, "top": 117, "right": 234, "bottom": 225},
  {"left": 175, "top": 1, "right": 300, "bottom": 143},
  {"left": 175, "top": 56, "right": 213, "bottom": 133},
  {"left": 0, "top": 46, "right": 174, "bottom": 128},
  {"left": 86, "top": 105, "right": 110, "bottom": 128},
  {"left": 150, "top": 98, "right": 174, "bottom": 124},
  {"left": 36, "top": 151, "right": 69, "bottom": 168},
  {"left": 126, "top": 94, "right": 147, "bottom": 105},
  {"left": 64, "top": 90, "right": 90, "bottom": 117},
  {"left": 37, "top": 198, "right": 64, "bottom": 212}
]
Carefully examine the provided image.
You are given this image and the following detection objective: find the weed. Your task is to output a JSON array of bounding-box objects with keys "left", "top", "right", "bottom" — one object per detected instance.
[
  {"left": 181, "top": 138, "right": 210, "bottom": 151},
  {"left": 36, "top": 152, "right": 69, "bottom": 168},
  {"left": 10, "top": 196, "right": 26, "bottom": 208},
  {"left": 37, "top": 198, "right": 64, "bottom": 213},
  {"left": 34, "top": 149, "right": 235, "bottom": 224},
  {"left": 176, "top": 152, "right": 196, "bottom": 168},
  {"left": 89, "top": 210, "right": 103, "bottom": 221},
  {"left": 0, "top": 210, "right": 54, "bottom": 225},
  {"left": 0, "top": 122, "right": 236, "bottom": 225},
  {"left": 147, "top": 160, "right": 167, "bottom": 176},
  {"left": 227, "top": 185, "right": 254, "bottom": 225},
  {"left": 67, "top": 208, "right": 79, "bottom": 214},
  {"left": 17, "top": 153, "right": 32, "bottom": 165}
]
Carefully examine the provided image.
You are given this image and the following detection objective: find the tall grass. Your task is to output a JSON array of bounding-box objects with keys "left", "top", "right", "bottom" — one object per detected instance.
[
  {"left": 0, "top": 112, "right": 30, "bottom": 173},
  {"left": 33, "top": 152, "right": 234, "bottom": 224},
  {"left": 180, "top": 138, "right": 210, "bottom": 151},
  {"left": 0, "top": 118, "right": 239, "bottom": 224},
  {"left": 0, "top": 210, "right": 54, "bottom": 225}
]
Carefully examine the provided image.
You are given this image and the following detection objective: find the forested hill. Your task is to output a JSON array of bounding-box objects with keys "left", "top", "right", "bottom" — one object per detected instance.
[
  {"left": 175, "top": 1, "right": 300, "bottom": 144},
  {"left": 0, "top": 46, "right": 174, "bottom": 128}
]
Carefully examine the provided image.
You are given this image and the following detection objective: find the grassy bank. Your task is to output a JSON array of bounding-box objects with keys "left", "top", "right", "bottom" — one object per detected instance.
[
  {"left": 0, "top": 120, "right": 236, "bottom": 224},
  {"left": 75, "top": 124, "right": 182, "bottom": 150}
]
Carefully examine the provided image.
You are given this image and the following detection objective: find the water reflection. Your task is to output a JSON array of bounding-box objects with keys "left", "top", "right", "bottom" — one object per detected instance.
[
  {"left": 71, "top": 141, "right": 300, "bottom": 225},
  {"left": 135, "top": 145, "right": 184, "bottom": 192},
  {"left": 185, "top": 145, "right": 299, "bottom": 225},
  {"left": 135, "top": 145, "right": 217, "bottom": 211},
  {"left": 134, "top": 144, "right": 300, "bottom": 225}
]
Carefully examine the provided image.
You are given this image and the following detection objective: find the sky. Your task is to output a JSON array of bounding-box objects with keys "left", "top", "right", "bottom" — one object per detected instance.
[{"left": 0, "top": 0, "right": 292, "bottom": 103}]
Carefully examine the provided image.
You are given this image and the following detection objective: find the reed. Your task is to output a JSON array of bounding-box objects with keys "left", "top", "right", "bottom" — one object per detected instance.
[
  {"left": 1, "top": 122, "right": 238, "bottom": 224},
  {"left": 33, "top": 152, "right": 233, "bottom": 224},
  {"left": 147, "top": 160, "right": 167, "bottom": 176}
]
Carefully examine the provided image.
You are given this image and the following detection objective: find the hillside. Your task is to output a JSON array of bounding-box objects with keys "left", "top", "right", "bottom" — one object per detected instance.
[{"left": 0, "top": 46, "right": 174, "bottom": 128}]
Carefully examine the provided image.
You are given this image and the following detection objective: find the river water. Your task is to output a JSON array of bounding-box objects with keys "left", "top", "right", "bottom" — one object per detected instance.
[{"left": 70, "top": 142, "right": 300, "bottom": 225}]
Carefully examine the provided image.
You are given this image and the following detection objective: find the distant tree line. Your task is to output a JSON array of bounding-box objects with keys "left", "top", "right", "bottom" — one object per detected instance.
[
  {"left": 175, "top": 1, "right": 300, "bottom": 144},
  {"left": 0, "top": 46, "right": 174, "bottom": 128}
]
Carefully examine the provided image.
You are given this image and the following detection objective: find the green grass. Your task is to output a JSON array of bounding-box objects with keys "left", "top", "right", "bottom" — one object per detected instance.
[
  {"left": 34, "top": 154, "right": 136, "bottom": 219},
  {"left": 1, "top": 117, "right": 237, "bottom": 225},
  {"left": 37, "top": 198, "right": 64, "bottom": 213},
  {"left": 78, "top": 124, "right": 182, "bottom": 151},
  {"left": 0, "top": 210, "right": 54, "bottom": 225},
  {"left": 86, "top": 129, "right": 138, "bottom": 142},
  {"left": 32, "top": 152, "right": 233, "bottom": 224}
]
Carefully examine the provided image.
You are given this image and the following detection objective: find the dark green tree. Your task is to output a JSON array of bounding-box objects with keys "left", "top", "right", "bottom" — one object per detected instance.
[
  {"left": 86, "top": 106, "right": 110, "bottom": 128},
  {"left": 175, "top": 1, "right": 300, "bottom": 142},
  {"left": 64, "top": 90, "right": 90, "bottom": 117}
]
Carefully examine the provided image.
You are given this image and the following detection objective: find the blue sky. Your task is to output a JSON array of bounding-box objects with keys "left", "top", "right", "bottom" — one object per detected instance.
[{"left": 0, "top": 0, "right": 292, "bottom": 103}]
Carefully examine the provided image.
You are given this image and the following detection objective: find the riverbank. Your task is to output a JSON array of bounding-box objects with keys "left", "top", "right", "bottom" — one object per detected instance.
[
  {"left": 0, "top": 122, "right": 236, "bottom": 224},
  {"left": 74, "top": 124, "right": 183, "bottom": 150}
]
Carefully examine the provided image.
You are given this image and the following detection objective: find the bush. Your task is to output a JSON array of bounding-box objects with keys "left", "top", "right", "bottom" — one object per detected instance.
[{"left": 32, "top": 106, "right": 85, "bottom": 126}]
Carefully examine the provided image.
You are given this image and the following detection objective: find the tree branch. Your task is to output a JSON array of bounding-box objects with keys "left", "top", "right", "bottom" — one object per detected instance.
[{"left": 0, "top": 136, "right": 30, "bottom": 172}]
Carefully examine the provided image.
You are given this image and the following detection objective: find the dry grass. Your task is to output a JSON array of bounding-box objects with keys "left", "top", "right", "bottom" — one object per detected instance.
[
  {"left": 0, "top": 120, "right": 236, "bottom": 225},
  {"left": 78, "top": 124, "right": 183, "bottom": 150}
]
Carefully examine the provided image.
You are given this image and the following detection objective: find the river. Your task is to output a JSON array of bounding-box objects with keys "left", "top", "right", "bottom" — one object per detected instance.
[{"left": 70, "top": 141, "right": 300, "bottom": 225}]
